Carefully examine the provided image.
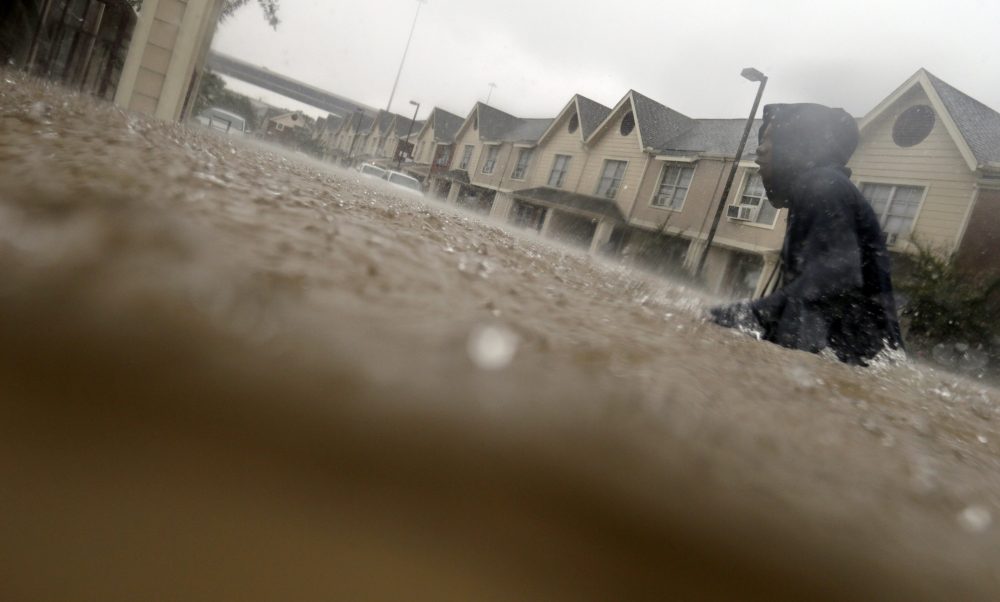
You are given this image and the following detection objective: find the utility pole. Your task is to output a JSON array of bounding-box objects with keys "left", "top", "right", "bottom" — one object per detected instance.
[
  {"left": 386, "top": 0, "right": 427, "bottom": 114},
  {"left": 695, "top": 68, "right": 768, "bottom": 281}
]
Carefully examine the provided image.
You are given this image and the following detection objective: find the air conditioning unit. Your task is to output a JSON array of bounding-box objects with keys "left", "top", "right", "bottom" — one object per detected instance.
[{"left": 727, "top": 205, "right": 755, "bottom": 221}]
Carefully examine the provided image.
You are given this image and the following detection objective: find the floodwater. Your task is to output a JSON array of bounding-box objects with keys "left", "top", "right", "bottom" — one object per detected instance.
[{"left": 2, "top": 72, "right": 1000, "bottom": 601}]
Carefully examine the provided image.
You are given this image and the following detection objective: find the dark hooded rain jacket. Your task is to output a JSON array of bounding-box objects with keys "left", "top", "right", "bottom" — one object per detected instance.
[{"left": 711, "top": 103, "right": 903, "bottom": 366}]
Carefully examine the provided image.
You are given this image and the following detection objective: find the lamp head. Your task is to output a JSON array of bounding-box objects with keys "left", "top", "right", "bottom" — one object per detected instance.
[{"left": 741, "top": 67, "right": 766, "bottom": 83}]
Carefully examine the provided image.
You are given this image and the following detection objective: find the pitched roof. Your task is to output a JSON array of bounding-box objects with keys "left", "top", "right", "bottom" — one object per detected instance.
[
  {"left": 504, "top": 118, "right": 554, "bottom": 144},
  {"left": 392, "top": 117, "right": 419, "bottom": 137},
  {"left": 629, "top": 90, "right": 696, "bottom": 151},
  {"left": 575, "top": 95, "right": 613, "bottom": 139},
  {"left": 658, "top": 118, "right": 763, "bottom": 157},
  {"left": 477, "top": 103, "right": 522, "bottom": 142},
  {"left": 536, "top": 94, "right": 614, "bottom": 146},
  {"left": 432, "top": 109, "right": 465, "bottom": 143},
  {"left": 925, "top": 70, "right": 1000, "bottom": 166}
]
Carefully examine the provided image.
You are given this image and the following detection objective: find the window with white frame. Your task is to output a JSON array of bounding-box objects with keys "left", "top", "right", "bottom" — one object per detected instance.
[
  {"left": 596, "top": 160, "right": 627, "bottom": 199},
  {"left": 511, "top": 148, "right": 534, "bottom": 180},
  {"left": 860, "top": 183, "right": 923, "bottom": 245},
  {"left": 729, "top": 172, "right": 778, "bottom": 225},
  {"left": 458, "top": 145, "right": 474, "bottom": 170},
  {"left": 652, "top": 164, "right": 695, "bottom": 210},
  {"left": 435, "top": 145, "right": 452, "bottom": 167},
  {"left": 548, "top": 154, "right": 571, "bottom": 188},
  {"left": 482, "top": 145, "right": 500, "bottom": 174}
]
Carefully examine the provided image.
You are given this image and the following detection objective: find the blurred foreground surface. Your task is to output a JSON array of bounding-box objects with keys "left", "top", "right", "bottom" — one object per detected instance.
[{"left": 2, "top": 73, "right": 1000, "bottom": 600}]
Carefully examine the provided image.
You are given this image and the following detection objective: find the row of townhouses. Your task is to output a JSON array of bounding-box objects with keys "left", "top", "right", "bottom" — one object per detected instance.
[{"left": 319, "top": 69, "right": 1000, "bottom": 299}]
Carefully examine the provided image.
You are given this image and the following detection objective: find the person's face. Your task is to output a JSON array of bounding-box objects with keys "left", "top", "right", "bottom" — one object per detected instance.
[{"left": 755, "top": 123, "right": 773, "bottom": 184}]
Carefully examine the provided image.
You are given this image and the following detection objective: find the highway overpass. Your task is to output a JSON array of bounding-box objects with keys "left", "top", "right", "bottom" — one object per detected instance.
[{"left": 205, "top": 51, "right": 377, "bottom": 117}]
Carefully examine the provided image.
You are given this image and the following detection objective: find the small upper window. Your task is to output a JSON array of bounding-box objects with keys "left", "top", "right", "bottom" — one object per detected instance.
[
  {"left": 568, "top": 113, "right": 579, "bottom": 134},
  {"left": 892, "top": 105, "right": 935, "bottom": 147},
  {"left": 620, "top": 111, "right": 635, "bottom": 136}
]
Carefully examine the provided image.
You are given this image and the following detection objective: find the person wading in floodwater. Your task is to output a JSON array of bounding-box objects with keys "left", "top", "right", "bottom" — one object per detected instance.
[{"left": 709, "top": 103, "right": 904, "bottom": 366}]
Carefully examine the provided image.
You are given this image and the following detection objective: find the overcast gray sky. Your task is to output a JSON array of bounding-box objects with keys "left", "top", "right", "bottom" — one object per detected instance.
[{"left": 212, "top": 0, "right": 1000, "bottom": 121}]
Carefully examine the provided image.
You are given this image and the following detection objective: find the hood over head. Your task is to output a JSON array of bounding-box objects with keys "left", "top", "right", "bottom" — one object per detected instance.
[{"left": 758, "top": 103, "right": 859, "bottom": 206}]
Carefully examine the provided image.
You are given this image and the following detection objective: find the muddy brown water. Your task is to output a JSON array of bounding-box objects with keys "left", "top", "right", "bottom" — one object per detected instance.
[{"left": 2, "top": 72, "right": 999, "bottom": 600}]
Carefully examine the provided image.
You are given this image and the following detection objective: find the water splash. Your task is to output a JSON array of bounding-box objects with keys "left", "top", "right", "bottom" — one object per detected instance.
[{"left": 467, "top": 324, "right": 519, "bottom": 371}]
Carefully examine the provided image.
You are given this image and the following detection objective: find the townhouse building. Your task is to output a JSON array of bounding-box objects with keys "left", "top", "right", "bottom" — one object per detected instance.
[
  {"left": 403, "top": 107, "right": 465, "bottom": 195},
  {"left": 849, "top": 69, "right": 1000, "bottom": 283},
  {"left": 439, "top": 102, "right": 552, "bottom": 215},
  {"left": 434, "top": 69, "right": 1000, "bottom": 299}
]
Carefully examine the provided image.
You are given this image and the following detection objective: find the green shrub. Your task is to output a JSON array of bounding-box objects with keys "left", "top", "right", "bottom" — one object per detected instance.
[{"left": 896, "top": 243, "right": 1000, "bottom": 348}]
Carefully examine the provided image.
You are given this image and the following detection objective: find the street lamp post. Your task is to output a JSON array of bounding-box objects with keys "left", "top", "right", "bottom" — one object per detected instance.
[
  {"left": 694, "top": 67, "right": 768, "bottom": 281},
  {"left": 398, "top": 100, "right": 420, "bottom": 170},
  {"left": 386, "top": 0, "right": 427, "bottom": 114}
]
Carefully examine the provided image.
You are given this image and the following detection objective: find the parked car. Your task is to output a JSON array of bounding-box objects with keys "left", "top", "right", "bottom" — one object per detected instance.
[
  {"left": 194, "top": 107, "right": 248, "bottom": 136},
  {"left": 358, "top": 163, "right": 388, "bottom": 179},
  {"left": 384, "top": 170, "right": 422, "bottom": 195}
]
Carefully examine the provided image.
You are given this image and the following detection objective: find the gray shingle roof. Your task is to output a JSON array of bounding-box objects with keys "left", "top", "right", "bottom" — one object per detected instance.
[
  {"left": 477, "top": 103, "right": 522, "bottom": 142},
  {"left": 393, "top": 117, "right": 421, "bottom": 137},
  {"left": 512, "top": 187, "right": 625, "bottom": 222},
  {"left": 432, "top": 109, "right": 465, "bottom": 143},
  {"left": 474, "top": 103, "right": 553, "bottom": 145},
  {"left": 575, "top": 95, "right": 612, "bottom": 139},
  {"left": 925, "top": 70, "right": 1000, "bottom": 166},
  {"left": 630, "top": 91, "right": 695, "bottom": 151},
  {"left": 658, "top": 118, "right": 763, "bottom": 157},
  {"left": 504, "top": 118, "right": 554, "bottom": 144}
]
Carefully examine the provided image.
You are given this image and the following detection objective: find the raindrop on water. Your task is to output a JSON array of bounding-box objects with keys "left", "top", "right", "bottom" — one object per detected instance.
[
  {"left": 957, "top": 505, "right": 993, "bottom": 533},
  {"left": 467, "top": 324, "right": 519, "bottom": 371}
]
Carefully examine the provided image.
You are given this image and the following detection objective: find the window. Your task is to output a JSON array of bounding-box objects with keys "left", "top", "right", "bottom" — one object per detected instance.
[
  {"left": 417, "top": 141, "right": 424, "bottom": 160},
  {"left": 596, "top": 160, "right": 627, "bottom": 199},
  {"left": 652, "top": 164, "right": 694, "bottom": 210},
  {"left": 511, "top": 148, "right": 533, "bottom": 180},
  {"left": 620, "top": 111, "right": 635, "bottom": 136},
  {"left": 893, "top": 105, "right": 935, "bottom": 147},
  {"left": 459, "top": 145, "right": 474, "bottom": 170},
  {"left": 482, "top": 145, "right": 500, "bottom": 174},
  {"left": 861, "top": 183, "right": 923, "bottom": 244},
  {"left": 435, "top": 145, "right": 452, "bottom": 167},
  {"left": 548, "top": 154, "right": 571, "bottom": 188},
  {"left": 729, "top": 173, "right": 778, "bottom": 225},
  {"left": 568, "top": 113, "right": 579, "bottom": 134}
]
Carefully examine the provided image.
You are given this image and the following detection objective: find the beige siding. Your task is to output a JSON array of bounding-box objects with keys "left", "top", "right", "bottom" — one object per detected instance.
[
  {"left": 630, "top": 159, "right": 786, "bottom": 253},
  {"left": 850, "top": 86, "right": 977, "bottom": 253},
  {"left": 471, "top": 142, "right": 518, "bottom": 191},
  {"left": 413, "top": 126, "right": 435, "bottom": 163},
  {"left": 576, "top": 105, "right": 647, "bottom": 215},
  {"left": 450, "top": 126, "right": 480, "bottom": 174},
  {"left": 528, "top": 111, "right": 588, "bottom": 190}
]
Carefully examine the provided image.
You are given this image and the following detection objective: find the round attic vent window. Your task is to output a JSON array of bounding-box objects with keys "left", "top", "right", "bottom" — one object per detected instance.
[
  {"left": 568, "top": 113, "right": 579, "bottom": 134},
  {"left": 620, "top": 111, "right": 635, "bottom": 136},
  {"left": 892, "top": 105, "right": 935, "bottom": 147}
]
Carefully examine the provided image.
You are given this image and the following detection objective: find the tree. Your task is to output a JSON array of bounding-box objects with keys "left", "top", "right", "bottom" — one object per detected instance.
[{"left": 192, "top": 70, "right": 260, "bottom": 132}]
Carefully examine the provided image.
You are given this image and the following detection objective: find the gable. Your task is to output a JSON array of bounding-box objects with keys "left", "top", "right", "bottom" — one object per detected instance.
[{"left": 860, "top": 71, "right": 978, "bottom": 171}]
